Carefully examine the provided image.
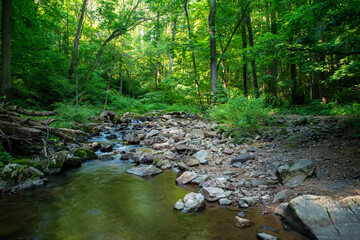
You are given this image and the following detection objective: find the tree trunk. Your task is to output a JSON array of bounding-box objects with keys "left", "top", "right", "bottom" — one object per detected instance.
[
  {"left": 245, "top": 13, "right": 259, "bottom": 98},
  {"left": 209, "top": 0, "right": 217, "bottom": 97},
  {"left": 75, "top": 44, "right": 80, "bottom": 107},
  {"left": 270, "top": 10, "right": 278, "bottom": 97},
  {"left": 241, "top": 17, "right": 247, "bottom": 97},
  {"left": 119, "top": 0, "right": 125, "bottom": 95},
  {"left": 1, "top": 0, "right": 12, "bottom": 102},
  {"left": 219, "top": 40, "right": 227, "bottom": 90},
  {"left": 290, "top": 53, "right": 297, "bottom": 105},
  {"left": 156, "top": 11, "right": 161, "bottom": 89},
  {"left": 183, "top": 0, "right": 203, "bottom": 110},
  {"left": 68, "top": 0, "right": 88, "bottom": 80},
  {"left": 169, "top": 16, "right": 178, "bottom": 76},
  {"left": 104, "top": 37, "right": 117, "bottom": 111}
]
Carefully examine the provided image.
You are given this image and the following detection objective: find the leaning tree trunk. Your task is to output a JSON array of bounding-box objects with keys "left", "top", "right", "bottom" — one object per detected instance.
[
  {"left": 68, "top": 0, "right": 88, "bottom": 80},
  {"left": 104, "top": 37, "right": 117, "bottom": 111},
  {"left": 183, "top": 0, "right": 203, "bottom": 110},
  {"left": 1, "top": 0, "right": 12, "bottom": 102},
  {"left": 209, "top": 0, "right": 217, "bottom": 97}
]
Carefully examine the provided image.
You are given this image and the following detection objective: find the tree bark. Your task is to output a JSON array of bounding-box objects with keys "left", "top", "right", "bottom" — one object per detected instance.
[
  {"left": 183, "top": 0, "right": 203, "bottom": 110},
  {"left": 241, "top": 17, "right": 248, "bottom": 97},
  {"left": 209, "top": 0, "right": 217, "bottom": 97},
  {"left": 219, "top": 40, "right": 227, "bottom": 90},
  {"left": 290, "top": 53, "right": 297, "bottom": 105},
  {"left": 1, "top": 0, "right": 12, "bottom": 102},
  {"left": 68, "top": 0, "right": 88, "bottom": 80},
  {"left": 169, "top": 16, "right": 178, "bottom": 76},
  {"left": 245, "top": 12, "right": 259, "bottom": 98},
  {"left": 104, "top": 37, "right": 117, "bottom": 111},
  {"left": 270, "top": 10, "right": 278, "bottom": 97}
]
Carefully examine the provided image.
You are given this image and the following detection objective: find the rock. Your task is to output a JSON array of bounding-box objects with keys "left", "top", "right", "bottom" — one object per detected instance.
[
  {"left": 174, "top": 192, "right": 205, "bottom": 213},
  {"left": 106, "top": 134, "right": 117, "bottom": 140},
  {"left": 192, "top": 150, "right": 212, "bottom": 164},
  {"left": 240, "top": 197, "right": 258, "bottom": 206},
  {"left": 283, "top": 195, "right": 360, "bottom": 240},
  {"left": 276, "top": 159, "right": 316, "bottom": 187},
  {"left": 120, "top": 152, "right": 134, "bottom": 160},
  {"left": 201, "top": 187, "right": 225, "bottom": 201},
  {"left": 234, "top": 216, "right": 253, "bottom": 228},
  {"left": 189, "top": 129, "right": 205, "bottom": 139},
  {"left": 100, "top": 144, "right": 113, "bottom": 153},
  {"left": 173, "top": 199, "right": 185, "bottom": 211},
  {"left": 128, "top": 137, "right": 140, "bottom": 145},
  {"left": 232, "top": 162, "right": 243, "bottom": 168},
  {"left": 64, "top": 156, "right": 82, "bottom": 167},
  {"left": 100, "top": 154, "right": 115, "bottom": 161},
  {"left": 191, "top": 175, "right": 209, "bottom": 185},
  {"left": 73, "top": 148, "right": 97, "bottom": 161},
  {"left": 175, "top": 143, "right": 188, "bottom": 152},
  {"left": 146, "top": 130, "right": 160, "bottom": 138},
  {"left": 181, "top": 157, "right": 200, "bottom": 167},
  {"left": 273, "top": 189, "right": 289, "bottom": 203},
  {"left": 274, "top": 202, "right": 288, "bottom": 216},
  {"left": 99, "top": 110, "right": 116, "bottom": 122},
  {"left": 223, "top": 148, "right": 234, "bottom": 155},
  {"left": 215, "top": 177, "right": 228, "bottom": 188},
  {"left": 126, "top": 164, "right": 162, "bottom": 177},
  {"left": 251, "top": 179, "right": 265, "bottom": 187},
  {"left": 256, "top": 232, "right": 278, "bottom": 240},
  {"left": 177, "top": 162, "right": 190, "bottom": 171},
  {"left": 91, "top": 142, "right": 101, "bottom": 150},
  {"left": 153, "top": 142, "right": 171, "bottom": 150},
  {"left": 176, "top": 171, "right": 197, "bottom": 185},
  {"left": 219, "top": 198, "right": 232, "bottom": 205},
  {"left": 28, "top": 167, "right": 44, "bottom": 178},
  {"left": 44, "top": 151, "right": 68, "bottom": 175},
  {"left": 231, "top": 154, "right": 255, "bottom": 164}
]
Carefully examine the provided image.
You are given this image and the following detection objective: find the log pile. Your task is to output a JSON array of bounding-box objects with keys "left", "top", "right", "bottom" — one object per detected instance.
[{"left": 0, "top": 104, "right": 85, "bottom": 148}]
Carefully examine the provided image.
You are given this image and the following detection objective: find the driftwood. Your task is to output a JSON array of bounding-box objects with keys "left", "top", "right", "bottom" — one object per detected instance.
[{"left": 0, "top": 105, "right": 85, "bottom": 146}]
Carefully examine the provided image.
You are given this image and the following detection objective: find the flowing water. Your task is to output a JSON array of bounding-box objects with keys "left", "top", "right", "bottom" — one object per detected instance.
[{"left": 0, "top": 128, "right": 307, "bottom": 240}]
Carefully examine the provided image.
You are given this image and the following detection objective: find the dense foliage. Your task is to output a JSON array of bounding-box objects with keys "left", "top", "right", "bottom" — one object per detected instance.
[{"left": 1, "top": 0, "right": 359, "bottom": 116}]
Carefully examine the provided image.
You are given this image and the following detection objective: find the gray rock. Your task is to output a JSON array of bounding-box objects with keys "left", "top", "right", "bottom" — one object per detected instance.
[
  {"left": 274, "top": 202, "right": 288, "bottom": 216},
  {"left": 173, "top": 199, "right": 185, "bottom": 210},
  {"left": 189, "top": 129, "right": 205, "bottom": 139},
  {"left": 251, "top": 179, "right": 265, "bottom": 187},
  {"left": 175, "top": 143, "right": 188, "bottom": 152},
  {"left": 240, "top": 197, "right": 258, "bottom": 206},
  {"left": 100, "top": 144, "right": 113, "bottom": 152},
  {"left": 91, "top": 142, "right": 101, "bottom": 150},
  {"left": 283, "top": 195, "right": 360, "bottom": 240},
  {"left": 219, "top": 198, "right": 232, "bottom": 205},
  {"left": 191, "top": 175, "right": 209, "bottom": 185},
  {"left": 201, "top": 187, "right": 225, "bottom": 201},
  {"left": 256, "top": 232, "right": 278, "bottom": 240},
  {"left": 174, "top": 193, "right": 205, "bottom": 213},
  {"left": 277, "top": 159, "right": 316, "bottom": 187},
  {"left": 232, "top": 162, "right": 243, "bottom": 168},
  {"left": 177, "top": 162, "right": 190, "bottom": 171},
  {"left": 231, "top": 154, "right": 255, "bottom": 164},
  {"left": 192, "top": 150, "right": 212, "bottom": 164},
  {"left": 273, "top": 189, "right": 289, "bottom": 203},
  {"left": 176, "top": 171, "right": 197, "bottom": 185},
  {"left": 28, "top": 167, "right": 44, "bottom": 178},
  {"left": 223, "top": 148, "right": 234, "bottom": 155},
  {"left": 126, "top": 164, "right": 162, "bottom": 177},
  {"left": 181, "top": 157, "right": 200, "bottom": 167},
  {"left": 146, "top": 129, "right": 160, "bottom": 138}
]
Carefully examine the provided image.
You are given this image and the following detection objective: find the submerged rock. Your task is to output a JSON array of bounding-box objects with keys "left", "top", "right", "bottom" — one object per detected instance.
[
  {"left": 234, "top": 216, "right": 253, "bottom": 228},
  {"left": 283, "top": 195, "right": 360, "bottom": 240},
  {"left": 256, "top": 232, "right": 278, "bottom": 240},
  {"left": 126, "top": 164, "right": 162, "bottom": 177}
]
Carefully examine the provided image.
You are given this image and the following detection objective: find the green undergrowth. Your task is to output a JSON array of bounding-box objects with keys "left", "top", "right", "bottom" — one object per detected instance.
[
  {"left": 277, "top": 101, "right": 360, "bottom": 116},
  {"left": 208, "top": 96, "right": 270, "bottom": 143}
]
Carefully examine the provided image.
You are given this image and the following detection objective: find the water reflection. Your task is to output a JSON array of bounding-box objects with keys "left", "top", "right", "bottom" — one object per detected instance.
[{"left": 0, "top": 159, "right": 307, "bottom": 240}]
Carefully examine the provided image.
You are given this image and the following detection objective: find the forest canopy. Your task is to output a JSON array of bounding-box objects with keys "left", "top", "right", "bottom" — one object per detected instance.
[{"left": 1, "top": 0, "right": 359, "bottom": 115}]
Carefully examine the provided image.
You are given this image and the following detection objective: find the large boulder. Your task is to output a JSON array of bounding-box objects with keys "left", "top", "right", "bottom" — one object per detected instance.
[
  {"left": 283, "top": 195, "right": 360, "bottom": 240},
  {"left": 73, "top": 148, "right": 98, "bottom": 161},
  {"left": 126, "top": 164, "right": 162, "bottom": 177},
  {"left": 181, "top": 157, "right": 200, "bottom": 167},
  {"left": 1, "top": 164, "right": 46, "bottom": 191},
  {"left": 44, "top": 151, "right": 68, "bottom": 175},
  {"left": 276, "top": 159, "right": 316, "bottom": 187},
  {"left": 173, "top": 192, "right": 205, "bottom": 213},
  {"left": 99, "top": 110, "right": 116, "bottom": 122}
]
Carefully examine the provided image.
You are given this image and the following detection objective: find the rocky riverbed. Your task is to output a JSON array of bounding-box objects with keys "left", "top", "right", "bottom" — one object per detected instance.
[{"left": 1, "top": 110, "right": 359, "bottom": 239}]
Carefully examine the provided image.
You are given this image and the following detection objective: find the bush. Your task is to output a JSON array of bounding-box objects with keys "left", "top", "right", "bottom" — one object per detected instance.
[
  {"left": 53, "top": 103, "right": 100, "bottom": 128},
  {"left": 210, "top": 96, "right": 269, "bottom": 130}
]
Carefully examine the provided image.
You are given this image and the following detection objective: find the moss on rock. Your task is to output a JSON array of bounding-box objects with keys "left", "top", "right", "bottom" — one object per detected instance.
[{"left": 73, "top": 148, "right": 97, "bottom": 161}]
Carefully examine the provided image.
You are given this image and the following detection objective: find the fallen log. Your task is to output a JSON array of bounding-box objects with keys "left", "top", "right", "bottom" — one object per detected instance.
[
  {"left": 0, "top": 120, "right": 42, "bottom": 139},
  {"left": 6, "top": 105, "right": 57, "bottom": 116}
]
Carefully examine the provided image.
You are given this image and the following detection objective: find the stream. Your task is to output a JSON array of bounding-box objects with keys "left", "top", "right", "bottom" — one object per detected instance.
[{"left": 0, "top": 127, "right": 307, "bottom": 240}]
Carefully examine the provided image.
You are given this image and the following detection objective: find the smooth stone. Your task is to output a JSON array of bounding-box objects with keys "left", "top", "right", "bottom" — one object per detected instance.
[
  {"left": 126, "top": 164, "right": 162, "bottom": 177},
  {"left": 256, "top": 232, "right": 278, "bottom": 240},
  {"left": 201, "top": 187, "right": 225, "bottom": 202},
  {"left": 274, "top": 202, "right": 288, "bottom": 216},
  {"left": 231, "top": 154, "right": 255, "bottom": 164},
  {"left": 273, "top": 189, "right": 289, "bottom": 203},
  {"left": 192, "top": 150, "right": 212, "bottom": 164},
  {"left": 234, "top": 216, "right": 253, "bottom": 228},
  {"left": 181, "top": 157, "right": 200, "bottom": 167},
  {"left": 176, "top": 171, "right": 197, "bottom": 185}
]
